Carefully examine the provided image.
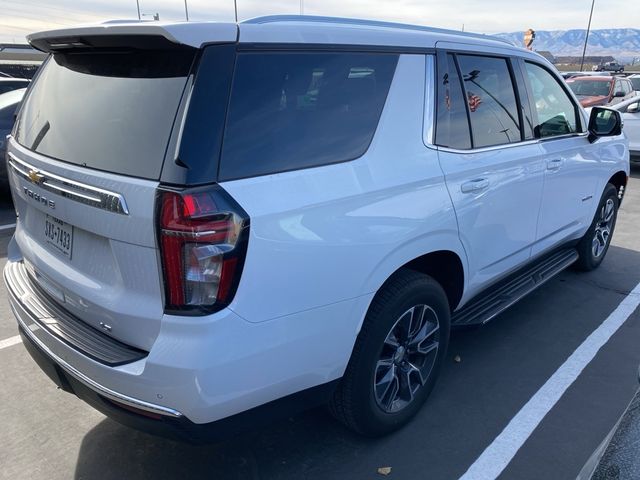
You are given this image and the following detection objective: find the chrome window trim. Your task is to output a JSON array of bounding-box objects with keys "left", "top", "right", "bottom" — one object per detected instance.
[
  {"left": 8, "top": 152, "right": 129, "bottom": 215},
  {"left": 434, "top": 132, "right": 589, "bottom": 154},
  {"left": 435, "top": 138, "right": 541, "bottom": 155},
  {"left": 423, "top": 54, "right": 436, "bottom": 147},
  {"left": 538, "top": 131, "right": 589, "bottom": 143}
]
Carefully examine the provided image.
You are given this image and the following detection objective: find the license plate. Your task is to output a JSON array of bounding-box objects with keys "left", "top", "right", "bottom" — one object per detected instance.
[{"left": 44, "top": 215, "right": 73, "bottom": 258}]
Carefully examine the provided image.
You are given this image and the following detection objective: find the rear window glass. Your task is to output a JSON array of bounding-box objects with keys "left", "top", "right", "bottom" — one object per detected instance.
[
  {"left": 567, "top": 79, "right": 611, "bottom": 97},
  {"left": 0, "top": 81, "right": 28, "bottom": 95},
  {"left": 219, "top": 52, "right": 398, "bottom": 181},
  {"left": 14, "top": 50, "right": 195, "bottom": 180}
]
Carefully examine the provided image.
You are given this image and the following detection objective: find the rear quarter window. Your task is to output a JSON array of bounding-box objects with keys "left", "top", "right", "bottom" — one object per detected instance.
[{"left": 218, "top": 51, "right": 398, "bottom": 181}]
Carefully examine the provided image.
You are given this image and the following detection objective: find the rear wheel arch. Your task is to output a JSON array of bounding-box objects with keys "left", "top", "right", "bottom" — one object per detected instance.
[
  {"left": 607, "top": 171, "right": 628, "bottom": 205},
  {"left": 372, "top": 250, "right": 465, "bottom": 315}
]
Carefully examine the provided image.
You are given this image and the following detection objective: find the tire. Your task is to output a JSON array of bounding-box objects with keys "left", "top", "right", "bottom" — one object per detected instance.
[
  {"left": 575, "top": 183, "right": 619, "bottom": 271},
  {"left": 329, "top": 270, "right": 450, "bottom": 436}
]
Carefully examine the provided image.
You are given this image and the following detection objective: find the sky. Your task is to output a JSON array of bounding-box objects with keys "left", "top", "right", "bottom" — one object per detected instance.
[{"left": 1, "top": 0, "right": 638, "bottom": 44}]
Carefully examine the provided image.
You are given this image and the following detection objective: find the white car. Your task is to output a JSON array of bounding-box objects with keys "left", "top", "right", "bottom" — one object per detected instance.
[
  {"left": 628, "top": 73, "right": 640, "bottom": 93},
  {"left": 609, "top": 96, "right": 640, "bottom": 159},
  {"left": 4, "top": 16, "right": 629, "bottom": 442}
]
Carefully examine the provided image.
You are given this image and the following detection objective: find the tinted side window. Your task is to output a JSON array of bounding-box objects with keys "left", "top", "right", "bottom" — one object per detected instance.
[
  {"left": 524, "top": 62, "right": 578, "bottom": 138},
  {"left": 435, "top": 54, "right": 471, "bottom": 149},
  {"left": 456, "top": 55, "right": 521, "bottom": 148},
  {"left": 614, "top": 80, "right": 624, "bottom": 95},
  {"left": 219, "top": 52, "right": 398, "bottom": 181}
]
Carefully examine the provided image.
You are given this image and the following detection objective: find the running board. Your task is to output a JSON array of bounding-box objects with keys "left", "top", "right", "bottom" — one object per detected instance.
[{"left": 452, "top": 248, "right": 579, "bottom": 326}]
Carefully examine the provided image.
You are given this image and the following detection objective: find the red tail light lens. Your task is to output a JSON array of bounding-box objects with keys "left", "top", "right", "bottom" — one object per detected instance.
[{"left": 158, "top": 185, "right": 249, "bottom": 313}]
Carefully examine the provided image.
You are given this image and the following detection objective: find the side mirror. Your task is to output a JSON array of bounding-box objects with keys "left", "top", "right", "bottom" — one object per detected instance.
[
  {"left": 588, "top": 107, "right": 623, "bottom": 143},
  {"left": 627, "top": 102, "right": 640, "bottom": 114},
  {"left": 614, "top": 91, "right": 626, "bottom": 98}
]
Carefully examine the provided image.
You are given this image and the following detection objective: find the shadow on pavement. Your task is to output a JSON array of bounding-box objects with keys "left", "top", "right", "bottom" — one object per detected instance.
[
  {"left": 74, "top": 407, "right": 373, "bottom": 480},
  {"left": 72, "top": 244, "right": 640, "bottom": 480}
]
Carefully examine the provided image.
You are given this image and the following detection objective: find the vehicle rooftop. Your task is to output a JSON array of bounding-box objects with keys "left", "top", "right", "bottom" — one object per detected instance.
[
  {"left": 567, "top": 76, "right": 613, "bottom": 81},
  {"left": 28, "top": 15, "right": 521, "bottom": 53}
]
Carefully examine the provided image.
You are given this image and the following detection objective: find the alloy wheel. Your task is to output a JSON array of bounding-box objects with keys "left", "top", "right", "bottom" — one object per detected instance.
[
  {"left": 374, "top": 304, "right": 440, "bottom": 413},
  {"left": 592, "top": 198, "right": 615, "bottom": 258}
]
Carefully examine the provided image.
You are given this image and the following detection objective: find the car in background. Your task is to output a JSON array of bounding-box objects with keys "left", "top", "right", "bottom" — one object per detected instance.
[
  {"left": 0, "top": 88, "right": 26, "bottom": 191},
  {"left": 603, "top": 96, "right": 640, "bottom": 162},
  {"left": 630, "top": 74, "right": 640, "bottom": 93},
  {"left": 592, "top": 61, "right": 625, "bottom": 73},
  {"left": 566, "top": 76, "right": 636, "bottom": 107},
  {"left": 0, "top": 78, "right": 30, "bottom": 95},
  {"left": 561, "top": 71, "right": 607, "bottom": 80}
]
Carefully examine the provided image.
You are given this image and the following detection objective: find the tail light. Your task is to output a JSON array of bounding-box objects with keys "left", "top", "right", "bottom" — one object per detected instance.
[{"left": 158, "top": 185, "right": 249, "bottom": 314}]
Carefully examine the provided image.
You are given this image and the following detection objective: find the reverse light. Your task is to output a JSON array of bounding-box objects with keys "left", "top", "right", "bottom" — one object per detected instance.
[{"left": 158, "top": 185, "right": 249, "bottom": 313}]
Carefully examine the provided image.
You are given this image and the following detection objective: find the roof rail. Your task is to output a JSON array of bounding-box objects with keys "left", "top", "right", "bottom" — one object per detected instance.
[{"left": 243, "top": 15, "right": 514, "bottom": 46}]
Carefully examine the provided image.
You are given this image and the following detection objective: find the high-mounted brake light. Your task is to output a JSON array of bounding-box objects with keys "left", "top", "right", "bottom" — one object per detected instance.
[{"left": 158, "top": 185, "right": 249, "bottom": 313}]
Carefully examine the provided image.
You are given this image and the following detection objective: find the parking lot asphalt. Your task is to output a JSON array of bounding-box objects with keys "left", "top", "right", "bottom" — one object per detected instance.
[{"left": 1, "top": 169, "right": 640, "bottom": 480}]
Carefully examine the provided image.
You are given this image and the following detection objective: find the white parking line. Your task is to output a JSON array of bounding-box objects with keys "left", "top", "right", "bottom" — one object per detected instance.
[
  {"left": 460, "top": 281, "right": 640, "bottom": 480},
  {"left": 0, "top": 335, "right": 22, "bottom": 350}
]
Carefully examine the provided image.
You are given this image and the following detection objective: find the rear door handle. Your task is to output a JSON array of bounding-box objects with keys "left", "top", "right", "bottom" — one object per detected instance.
[
  {"left": 461, "top": 178, "right": 489, "bottom": 193},
  {"left": 546, "top": 159, "right": 563, "bottom": 171}
]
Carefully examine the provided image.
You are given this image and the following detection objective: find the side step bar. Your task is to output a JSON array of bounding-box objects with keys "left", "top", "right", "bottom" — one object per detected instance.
[{"left": 452, "top": 248, "right": 579, "bottom": 326}]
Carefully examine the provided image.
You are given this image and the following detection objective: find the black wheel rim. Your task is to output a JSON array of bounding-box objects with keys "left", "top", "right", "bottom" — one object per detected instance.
[{"left": 374, "top": 304, "right": 440, "bottom": 413}]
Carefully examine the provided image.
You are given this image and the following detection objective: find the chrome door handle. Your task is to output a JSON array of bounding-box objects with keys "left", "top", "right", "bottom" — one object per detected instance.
[
  {"left": 546, "top": 159, "right": 563, "bottom": 171},
  {"left": 461, "top": 178, "right": 489, "bottom": 193}
]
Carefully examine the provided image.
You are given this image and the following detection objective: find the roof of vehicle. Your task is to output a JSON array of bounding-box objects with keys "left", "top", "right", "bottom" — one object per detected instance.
[
  {"left": 0, "top": 87, "right": 26, "bottom": 110},
  {"left": 27, "top": 15, "right": 524, "bottom": 54},
  {"left": 567, "top": 76, "right": 614, "bottom": 82}
]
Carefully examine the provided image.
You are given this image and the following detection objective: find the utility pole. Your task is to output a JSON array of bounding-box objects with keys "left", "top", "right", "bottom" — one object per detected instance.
[
  {"left": 579, "top": 0, "right": 596, "bottom": 72},
  {"left": 184, "top": 0, "right": 189, "bottom": 21},
  {"left": 136, "top": 0, "right": 141, "bottom": 20}
]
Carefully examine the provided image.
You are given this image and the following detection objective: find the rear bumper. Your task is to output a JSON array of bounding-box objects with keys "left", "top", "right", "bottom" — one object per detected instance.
[
  {"left": 18, "top": 325, "right": 337, "bottom": 443},
  {"left": 4, "top": 255, "right": 360, "bottom": 439}
]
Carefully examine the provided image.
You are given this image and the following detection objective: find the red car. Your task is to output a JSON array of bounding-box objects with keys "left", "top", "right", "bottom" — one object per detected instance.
[{"left": 566, "top": 75, "right": 636, "bottom": 107}]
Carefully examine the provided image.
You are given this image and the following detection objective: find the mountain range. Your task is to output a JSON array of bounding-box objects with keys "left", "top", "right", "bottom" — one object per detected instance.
[{"left": 495, "top": 28, "right": 640, "bottom": 62}]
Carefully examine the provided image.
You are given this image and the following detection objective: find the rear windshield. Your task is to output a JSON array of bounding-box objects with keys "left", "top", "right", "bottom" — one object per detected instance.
[
  {"left": 218, "top": 52, "right": 398, "bottom": 181},
  {"left": 14, "top": 49, "right": 195, "bottom": 180},
  {"left": 567, "top": 79, "right": 611, "bottom": 97},
  {"left": 0, "top": 80, "right": 29, "bottom": 95}
]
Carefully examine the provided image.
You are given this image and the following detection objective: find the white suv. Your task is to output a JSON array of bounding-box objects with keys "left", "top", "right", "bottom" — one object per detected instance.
[{"left": 4, "top": 16, "right": 629, "bottom": 441}]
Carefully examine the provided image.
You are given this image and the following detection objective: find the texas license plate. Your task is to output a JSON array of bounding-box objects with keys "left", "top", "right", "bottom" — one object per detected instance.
[{"left": 44, "top": 215, "right": 73, "bottom": 258}]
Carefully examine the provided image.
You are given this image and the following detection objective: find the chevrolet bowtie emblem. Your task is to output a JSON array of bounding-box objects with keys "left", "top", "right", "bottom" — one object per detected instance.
[{"left": 28, "top": 169, "right": 43, "bottom": 184}]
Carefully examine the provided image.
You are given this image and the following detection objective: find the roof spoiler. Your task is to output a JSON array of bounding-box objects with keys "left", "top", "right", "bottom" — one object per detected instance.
[{"left": 27, "top": 22, "right": 238, "bottom": 53}]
